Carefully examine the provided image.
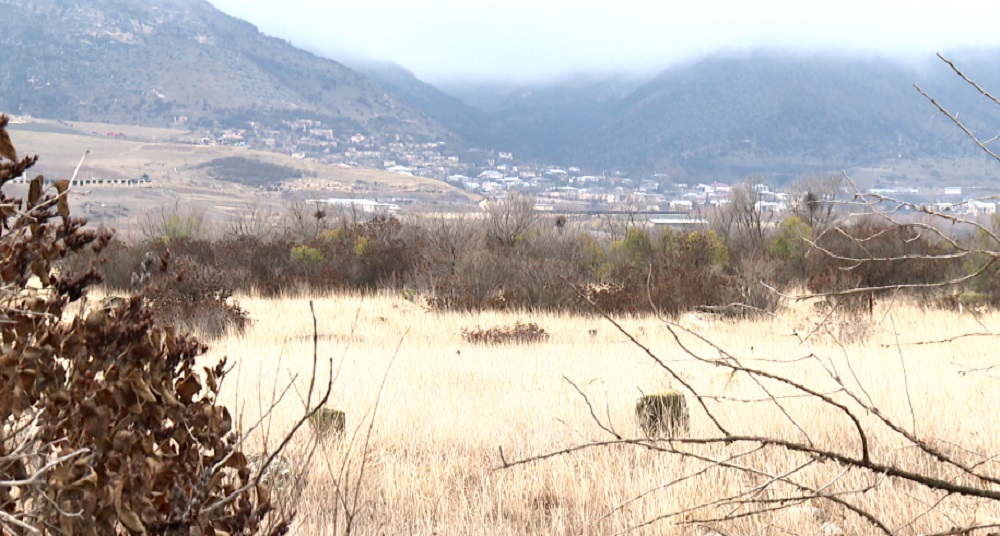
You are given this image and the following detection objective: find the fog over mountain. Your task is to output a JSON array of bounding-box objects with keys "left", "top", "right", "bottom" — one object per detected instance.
[
  {"left": 5, "top": 0, "right": 1000, "bottom": 180},
  {"left": 208, "top": 0, "right": 1000, "bottom": 84},
  {"left": 357, "top": 48, "right": 1000, "bottom": 178}
]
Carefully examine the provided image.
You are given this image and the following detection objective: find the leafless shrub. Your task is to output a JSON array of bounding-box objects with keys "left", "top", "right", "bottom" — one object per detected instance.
[
  {"left": 224, "top": 196, "right": 280, "bottom": 239},
  {"left": 484, "top": 192, "right": 537, "bottom": 247},
  {"left": 789, "top": 173, "right": 845, "bottom": 234},
  {"left": 139, "top": 199, "right": 208, "bottom": 240},
  {"left": 283, "top": 198, "right": 334, "bottom": 242}
]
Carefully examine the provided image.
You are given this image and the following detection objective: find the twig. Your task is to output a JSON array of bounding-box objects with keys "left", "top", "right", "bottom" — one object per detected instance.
[
  {"left": 563, "top": 376, "right": 621, "bottom": 440},
  {"left": 914, "top": 83, "right": 1000, "bottom": 163},
  {"left": 69, "top": 149, "right": 89, "bottom": 183}
]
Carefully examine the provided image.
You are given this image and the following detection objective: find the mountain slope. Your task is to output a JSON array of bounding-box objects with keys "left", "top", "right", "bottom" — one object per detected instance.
[
  {"left": 346, "top": 59, "right": 492, "bottom": 145},
  {"left": 440, "top": 74, "right": 645, "bottom": 158},
  {"left": 573, "top": 53, "right": 1000, "bottom": 176},
  {"left": 582, "top": 54, "right": 933, "bottom": 174},
  {"left": 0, "top": 0, "right": 449, "bottom": 141}
]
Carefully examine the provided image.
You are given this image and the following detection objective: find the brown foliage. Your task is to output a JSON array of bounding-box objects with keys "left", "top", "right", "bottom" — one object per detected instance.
[
  {"left": 0, "top": 115, "right": 289, "bottom": 534},
  {"left": 589, "top": 229, "right": 738, "bottom": 315},
  {"left": 89, "top": 238, "right": 250, "bottom": 338}
]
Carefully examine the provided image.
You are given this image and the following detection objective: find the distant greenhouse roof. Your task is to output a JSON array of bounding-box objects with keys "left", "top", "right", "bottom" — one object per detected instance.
[{"left": 321, "top": 198, "right": 400, "bottom": 211}]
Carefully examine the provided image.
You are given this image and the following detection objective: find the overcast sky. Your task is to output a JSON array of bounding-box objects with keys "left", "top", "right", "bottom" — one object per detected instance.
[{"left": 207, "top": 0, "right": 1000, "bottom": 83}]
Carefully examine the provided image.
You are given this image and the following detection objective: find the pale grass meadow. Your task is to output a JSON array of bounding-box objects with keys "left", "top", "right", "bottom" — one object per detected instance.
[{"left": 200, "top": 292, "right": 1000, "bottom": 535}]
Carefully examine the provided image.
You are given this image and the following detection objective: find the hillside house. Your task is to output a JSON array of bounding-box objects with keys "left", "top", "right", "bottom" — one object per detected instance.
[
  {"left": 220, "top": 131, "right": 244, "bottom": 144},
  {"left": 669, "top": 199, "right": 694, "bottom": 212}
]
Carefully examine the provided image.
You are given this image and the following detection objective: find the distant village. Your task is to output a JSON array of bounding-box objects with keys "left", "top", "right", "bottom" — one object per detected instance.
[{"left": 184, "top": 119, "right": 1000, "bottom": 219}]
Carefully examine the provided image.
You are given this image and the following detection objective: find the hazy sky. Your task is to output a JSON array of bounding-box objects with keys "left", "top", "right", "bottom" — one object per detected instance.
[{"left": 208, "top": 0, "right": 1000, "bottom": 82}]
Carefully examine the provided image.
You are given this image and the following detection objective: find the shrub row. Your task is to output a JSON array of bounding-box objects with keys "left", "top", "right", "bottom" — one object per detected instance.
[{"left": 85, "top": 205, "right": 984, "bottom": 334}]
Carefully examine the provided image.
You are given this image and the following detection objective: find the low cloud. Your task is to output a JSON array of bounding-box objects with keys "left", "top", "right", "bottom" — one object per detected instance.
[{"left": 209, "top": 0, "right": 1000, "bottom": 83}]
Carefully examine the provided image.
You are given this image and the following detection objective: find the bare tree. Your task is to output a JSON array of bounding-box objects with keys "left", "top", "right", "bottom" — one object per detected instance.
[
  {"left": 484, "top": 192, "right": 537, "bottom": 247},
  {"left": 283, "top": 198, "right": 333, "bottom": 241},
  {"left": 224, "top": 196, "right": 279, "bottom": 239},
  {"left": 409, "top": 214, "right": 480, "bottom": 287},
  {"left": 599, "top": 199, "right": 647, "bottom": 243},
  {"left": 711, "top": 178, "right": 777, "bottom": 259},
  {"left": 914, "top": 53, "right": 1000, "bottom": 163},
  {"left": 789, "top": 173, "right": 845, "bottom": 233}
]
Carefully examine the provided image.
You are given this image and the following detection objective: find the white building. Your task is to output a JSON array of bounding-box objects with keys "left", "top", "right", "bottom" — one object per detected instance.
[
  {"left": 321, "top": 198, "right": 400, "bottom": 213},
  {"left": 969, "top": 201, "right": 996, "bottom": 216},
  {"left": 650, "top": 217, "right": 709, "bottom": 229},
  {"left": 386, "top": 165, "right": 413, "bottom": 175},
  {"left": 669, "top": 199, "right": 694, "bottom": 212}
]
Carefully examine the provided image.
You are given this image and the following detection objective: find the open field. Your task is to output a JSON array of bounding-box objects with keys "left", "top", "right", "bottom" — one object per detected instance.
[{"left": 195, "top": 292, "right": 1000, "bottom": 535}]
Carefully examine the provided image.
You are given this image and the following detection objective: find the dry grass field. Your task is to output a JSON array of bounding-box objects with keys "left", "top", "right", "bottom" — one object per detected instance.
[{"left": 198, "top": 292, "right": 1000, "bottom": 535}]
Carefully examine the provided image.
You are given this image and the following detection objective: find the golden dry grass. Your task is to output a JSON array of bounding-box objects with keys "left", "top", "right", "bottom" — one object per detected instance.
[
  {"left": 10, "top": 126, "right": 469, "bottom": 194},
  {"left": 202, "top": 293, "right": 1000, "bottom": 535},
  {"left": 7, "top": 118, "right": 474, "bottom": 200}
]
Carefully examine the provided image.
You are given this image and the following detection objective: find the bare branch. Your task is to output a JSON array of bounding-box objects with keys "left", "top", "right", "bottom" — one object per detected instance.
[
  {"left": 914, "top": 83, "right": 1000, "bottom": 163},
  {"left": 937, "top": 53, "right": 1000, "bottom": 107}
]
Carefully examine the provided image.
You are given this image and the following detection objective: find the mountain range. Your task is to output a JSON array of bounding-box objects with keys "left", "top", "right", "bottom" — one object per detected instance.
[{"left": 4, "top": 0, "right": 1000, "bottom": 181}]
